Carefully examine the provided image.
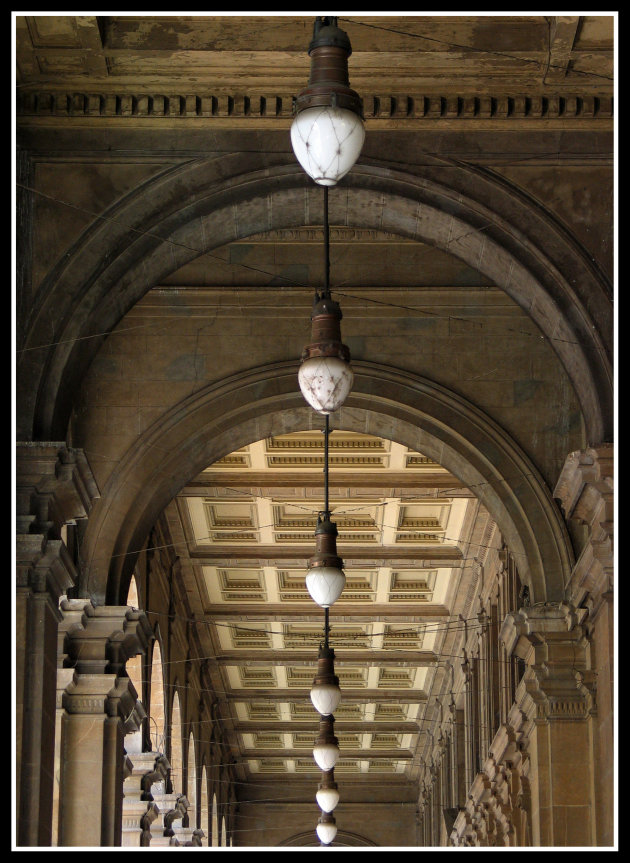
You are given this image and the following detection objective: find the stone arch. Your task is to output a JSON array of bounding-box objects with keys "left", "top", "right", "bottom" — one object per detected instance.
[
  {"left": 125, "top": 575, "right": 142, "bottom": 696},
  {"left": 187, "top": 731, "right": 197, "bottom": 829},
  {"left": 148, "top": 632, "right": 166, "bottom": 753},
  {"left": 211, "top": 793, "right": 218, "bottom": 848},
  {"left": 279, "top": 828, "right": 377, "bottom": 846},
  {"left": 19, "top": 157, "right": 611, "bottom": 447},
  {"left": 199, "top": 763, "right": 209, "bottom": 846},
  {"left": 79, "top": 360, "right": 573, "bottom": 609},
  {"left": 169, "top": 687, "right": 183, "bottom": 793}
]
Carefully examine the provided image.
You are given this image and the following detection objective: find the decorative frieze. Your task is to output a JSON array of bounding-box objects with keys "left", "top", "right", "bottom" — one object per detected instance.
[{"left": 16, "top": 90, "right": 614, "bottom": 122}]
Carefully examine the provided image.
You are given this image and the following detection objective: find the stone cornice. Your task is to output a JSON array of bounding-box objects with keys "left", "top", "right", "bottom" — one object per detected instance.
[
  {"left": 15, "top": 442, "right": 100, "bottom": 536},
  {"left": 16, "top": 534, "right": 77, "bottom": 598},
  {"left": 16, "top": 90, "right": 613, "bottom": 124},
  {"left": 498, "top": 602, "right": 597, "bottom": 724},
  {"left": 553, "top": 445, "right": 614, "bottom": 615},
  {"left": 500, "top": 601, "right": 586, "bottom": 659}
]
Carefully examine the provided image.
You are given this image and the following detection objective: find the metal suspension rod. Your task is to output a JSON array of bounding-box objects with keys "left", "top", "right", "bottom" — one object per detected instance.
[
  {"left": 324, "top": 413, "right": 330, "bottom": 515},
  {"left": 323, "top": 185, "right": 330, "bottom": 296},
  {"left": 324, "top": 606, "right": 330, "bottom": 648}
]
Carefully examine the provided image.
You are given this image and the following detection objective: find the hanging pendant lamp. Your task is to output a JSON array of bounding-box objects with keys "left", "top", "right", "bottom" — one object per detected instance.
[
  {"left": 316, "top": 811, "right": 338, "bottom": 845},
  {"left": 310, "top": 644, "right": 341, "bottom": 715},
  {"left": 316, "top": 769, "right": 340, "bottom": 813},
  {"left": 291, "top": 16, "right": 365, "bottom": 186}
]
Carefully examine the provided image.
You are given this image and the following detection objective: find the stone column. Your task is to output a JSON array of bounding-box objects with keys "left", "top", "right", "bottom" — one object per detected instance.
[
  {"left": 57, "top": 603, "right": 151, "bottom": 846},
  {"left": 15, "top": 443, "right": 99, "bottom": 847},
  {"left": 501, "top": 602, "right": 597, "bottom": 846}
]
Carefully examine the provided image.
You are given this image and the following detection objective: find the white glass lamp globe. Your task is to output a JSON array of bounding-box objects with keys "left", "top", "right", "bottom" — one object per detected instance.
[
  {"left": 291, "top": 106, "right": 365, "bottom": 186},
  {"left": 313, "top": 741, "right": 340, "bottom": 772},
  {"left": 316, "top": 786, "right": 340, "bottom": 813},
  {"left": 316, "top": 819, "right": 338, "bottom": 845},
  {"left": 310, "top": 682, "right": 341, "bottom": 716},
  {"left": 298, "top": 355, "right": 354, "bottom": 414},
  {"left": 305, "top": 565, "right": 346, "bottom": 608}
]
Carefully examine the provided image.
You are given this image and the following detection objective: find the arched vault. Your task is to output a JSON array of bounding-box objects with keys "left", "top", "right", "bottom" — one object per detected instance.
[
  {"left": 20, "top": 157, "right": 612, "bottom": 446},
  {"left": 77, "top": 360, "right": 574, "bottom": 608}
]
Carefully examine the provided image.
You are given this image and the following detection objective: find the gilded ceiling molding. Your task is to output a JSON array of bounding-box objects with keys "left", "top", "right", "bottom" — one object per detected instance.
[{"left": 16, "top": 91, "right": 614, "bottom": 122}]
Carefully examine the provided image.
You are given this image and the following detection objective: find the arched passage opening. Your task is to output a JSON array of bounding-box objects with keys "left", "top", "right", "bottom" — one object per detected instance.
[
  {"left": 187, "top": 731, "right": 197, "bottom": 830},
  {"left": 149, "top": 636, "right": 166, "bottom": 754},
  {"left": 125, "top": 575, "right": 142, "bottom": 697},
  {"left": 200, "top": 765, "right": 209, "bottom": 846},
  {"left": 169, "top": 688, "right": 183, "bottom": 794},
  {"left": 211, "top": 794, "right": 218, "bottom": 848},
  {"left": 78, "top": 361, "right": 573, "bottom": 607}
]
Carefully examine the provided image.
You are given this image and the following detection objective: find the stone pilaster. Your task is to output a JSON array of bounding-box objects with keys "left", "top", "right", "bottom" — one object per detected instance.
[
  {"left": 15, "top": 443, "right": 99, "bottom": 847},
  {"left": 553, "top": 445, "right": 613, "bottom": 846},
  {"left": 500, "top": 602, "right": 597, "bottom": 847},
  {"left": 57, "top": 602, "right": 152, "bottom": 846}
]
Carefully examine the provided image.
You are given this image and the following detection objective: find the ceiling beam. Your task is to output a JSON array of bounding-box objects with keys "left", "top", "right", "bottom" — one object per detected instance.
[
  {"left": 241, "top": 748, "right": 414, "bottom": 760},
  {"left": 216, "top": 650, "right": 438, "bottom": 665},
  {"left": 191, "top": 544, "right": 463, "bottom": 562},
  {"left": 202, "top": 603, "right": 452, "bottom": 619},
  {"left": 224, "top": 689, "right": 429, "bottom": 702},
  {"left": 235, "top": 721, "right": 420, "bottom": 734},
  {"left": 184, "top": 472, "right": 467, "bottom": 490}
]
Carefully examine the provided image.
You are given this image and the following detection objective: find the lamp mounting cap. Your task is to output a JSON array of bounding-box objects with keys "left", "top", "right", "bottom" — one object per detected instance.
[{"left": 309, "top": 17, "right": 352, "bottom": 55}]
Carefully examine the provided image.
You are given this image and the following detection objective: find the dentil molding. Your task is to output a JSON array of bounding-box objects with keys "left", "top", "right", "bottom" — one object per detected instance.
[{"left": 16, "top": 91, "right": 614, "bottom": 122}]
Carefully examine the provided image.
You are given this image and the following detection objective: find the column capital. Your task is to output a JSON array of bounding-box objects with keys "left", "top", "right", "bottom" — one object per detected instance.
[
  {"left": 61, "top": 602, "right": 153, "bottom": 675},
  {"left": 16, "top": 442, "right": 100, "bottom": 534},
  {"left": 16, "top": 535, "right": 77, "bottom": 602},
  {"left": 553, "top": 445, "right": 613, "bottom": 519},
  {"left": 500, "top": 601, "right": 587, "bottom": 658},
  {"left": 500, "top": 602, "right": 595, "bottom": 722},
  {"left": 62, "top": 671, "right": 146, "bottom": 728}
]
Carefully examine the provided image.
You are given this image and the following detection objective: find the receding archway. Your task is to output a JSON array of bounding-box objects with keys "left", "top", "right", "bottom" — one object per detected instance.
[{"left": 79, "top": 361, "right": 573, "bottom": 607}]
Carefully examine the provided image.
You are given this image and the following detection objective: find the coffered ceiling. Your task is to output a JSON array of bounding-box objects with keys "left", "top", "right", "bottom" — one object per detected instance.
[{"left": 163, "top": 429, "right": 488, "bottom": 790}]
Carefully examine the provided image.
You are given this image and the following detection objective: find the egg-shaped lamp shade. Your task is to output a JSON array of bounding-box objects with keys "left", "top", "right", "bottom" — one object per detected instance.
[
  {"left": 306, "top": 565, "right": 346, "bottom": 608},
  {"left": 291, "top": 106, "right": 365, "bottom": 186},
  {"left": 316, "top": 817, "right": 338, "bottom": 845},
  {"left": 310, "top": 682, "right": 341, "bottom": 716},
  {"left": 313, "top": 741, "right": 340, "bottom": 771},
  {"left": 298, "top": 355, "right": 354, "bottom": 415},
  {"left": 316, "top": 785, "right": 340, "bottom": 813}
]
